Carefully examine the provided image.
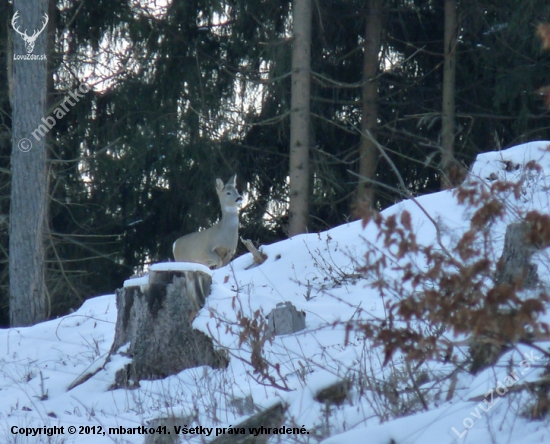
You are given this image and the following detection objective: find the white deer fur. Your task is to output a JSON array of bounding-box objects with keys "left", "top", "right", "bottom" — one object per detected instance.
[{"left": 173, "top": 175, "right": 242, "bottom": 269}]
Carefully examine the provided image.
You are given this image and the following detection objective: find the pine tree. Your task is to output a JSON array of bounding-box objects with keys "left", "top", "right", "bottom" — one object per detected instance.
[
  {"left": 441, "top": 0, "right": 457, "bottom": 189},
  {"left": 289, "top": 0, "right": 312, "bottom": 235},
  {"left": 9, "top": 0, "right": 50, "bottom": 326},
  {"left": 357, "top": 0, "right": 383, "bottom": 211}
]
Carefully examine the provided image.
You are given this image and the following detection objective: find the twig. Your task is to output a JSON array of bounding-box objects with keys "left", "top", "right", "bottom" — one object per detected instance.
[{"left": 240, "top": 237, "right": 268, "bottom": 265}]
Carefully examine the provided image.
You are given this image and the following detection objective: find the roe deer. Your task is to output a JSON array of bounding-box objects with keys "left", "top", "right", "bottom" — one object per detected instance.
[{"left": 173, "top": 175, "right": 242, "bottom": 268}]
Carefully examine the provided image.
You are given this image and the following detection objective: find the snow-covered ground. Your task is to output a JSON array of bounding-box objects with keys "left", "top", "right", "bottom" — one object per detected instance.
[{"left": 2, "top": 141, "right": 550, "bottom": 443}]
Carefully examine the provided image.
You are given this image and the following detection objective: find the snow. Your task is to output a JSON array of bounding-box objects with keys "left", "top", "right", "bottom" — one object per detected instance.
[
  {"left": 123, "top": 262, "right": 212, "bottom": 287},
  {"left": 149, "top": 262, "right": 212, "bottom": 274},
  {"left": 2, "top": 141, "right": 550, "bottom": 443}
]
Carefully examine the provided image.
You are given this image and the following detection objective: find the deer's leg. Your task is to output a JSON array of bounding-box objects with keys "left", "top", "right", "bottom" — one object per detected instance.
[{"left": 206, "top": 249, "right": 223, "bottom": 269}]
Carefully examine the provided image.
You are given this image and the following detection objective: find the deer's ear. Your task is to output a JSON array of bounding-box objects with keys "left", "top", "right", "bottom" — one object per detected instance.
[
  {"left": 216, "top": 178, "right": 224, "bottom": 192},
  {"left": 227, "top": 175, "right": 237, "bottom": 187}
]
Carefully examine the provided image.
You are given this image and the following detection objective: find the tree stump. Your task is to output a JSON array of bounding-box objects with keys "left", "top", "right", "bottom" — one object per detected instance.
[
  {"left": 108, "top": 267, "right": 228, "bottom": 388},
  {"left": 494, "top": 222, "right": 539, "bottom": 289},
  {"left": 470, "top": 222, "right": 540, "bottom": 373},
  {"left": 267, "top": 302, "right": 305, "bottom": 336},
  {"left": 208, "top": 403, "right": 286, "bottom": 444}
]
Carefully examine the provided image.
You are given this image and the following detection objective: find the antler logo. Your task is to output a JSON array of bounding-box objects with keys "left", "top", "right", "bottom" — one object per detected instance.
[{"left": 12, "top": 11, "right": 49, "bottom": 54}]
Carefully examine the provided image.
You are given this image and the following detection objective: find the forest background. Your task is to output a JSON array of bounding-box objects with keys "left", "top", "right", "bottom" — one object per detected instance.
[{"left": 1, "top": 0, "right": 549, "bottom": 326}]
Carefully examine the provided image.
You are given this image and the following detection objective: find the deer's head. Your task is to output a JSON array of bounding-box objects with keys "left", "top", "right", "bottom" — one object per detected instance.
[{"left": 216, "top": 175, "right": 242, "bottom": 214}]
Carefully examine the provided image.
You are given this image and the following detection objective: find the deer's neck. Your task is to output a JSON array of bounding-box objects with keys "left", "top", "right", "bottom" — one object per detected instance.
[{"left": 220, "top": 207, "right": 239, "bottom": 228}]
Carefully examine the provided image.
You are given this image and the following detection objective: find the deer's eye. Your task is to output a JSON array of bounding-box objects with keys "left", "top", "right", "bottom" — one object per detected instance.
[{"left": 226, "top": 192, "right": 231, "bottom": 195}]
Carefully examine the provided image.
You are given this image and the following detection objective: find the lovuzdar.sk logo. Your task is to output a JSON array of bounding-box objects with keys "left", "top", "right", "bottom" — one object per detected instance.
[{"left": 11, "top": 11, "right": 48, "bottom": 57}]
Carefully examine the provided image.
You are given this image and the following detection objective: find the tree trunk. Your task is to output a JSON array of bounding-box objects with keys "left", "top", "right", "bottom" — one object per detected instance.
[
  {"left": 288, "top": 0, "right": 311, "bottom": 236},
  {"left": 356, "top": 0, "right": 383, "bottom": 212},
  {"left": 108, "top": 269, "right": 228, "bottom": 388},
  {"left": 441, "top": 0, "right": 457, "bottom": 189},
  {"left": 9, "top": 0, "right": 50, "bottom": 326}
]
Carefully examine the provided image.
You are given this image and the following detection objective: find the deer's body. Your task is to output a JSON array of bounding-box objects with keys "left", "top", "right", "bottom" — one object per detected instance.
[{"left": 173, "top": 175, "right": 241, "bottom": 269}]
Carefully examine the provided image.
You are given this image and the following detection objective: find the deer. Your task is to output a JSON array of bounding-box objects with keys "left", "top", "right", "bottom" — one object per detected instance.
[
  {"left": 173, "top": 175, "right": 242, "bottom": 269},
  {"left": 12, "top": 11, "right": 49, "bottom": 54}
]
